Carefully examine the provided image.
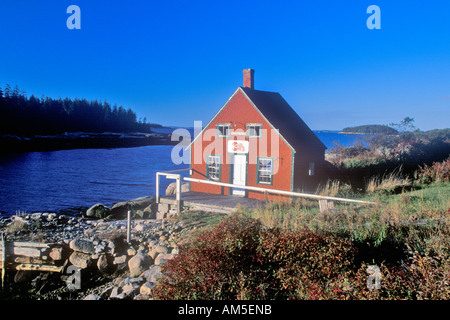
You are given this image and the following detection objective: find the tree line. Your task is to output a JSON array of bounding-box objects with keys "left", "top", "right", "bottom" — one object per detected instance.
[
  {"left": 0, "top": 84, "right": 157, "bottom": 135},
  {"left": 341, "top": 124, "right": 399, "bottom": 135}
]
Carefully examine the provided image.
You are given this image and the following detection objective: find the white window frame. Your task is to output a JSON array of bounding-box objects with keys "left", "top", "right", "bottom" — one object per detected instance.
[
  {"left": 247, "top": 123, "right": 263, "bottom": 138},
  {"left": 257, "top": 157, "right": 273, "bottom": 185},
  {"left": 216, "top": 123, "right": 231, "bottom": 138},
  {"left": 207, "top": 155, "right": 221, "bottom": 181}
]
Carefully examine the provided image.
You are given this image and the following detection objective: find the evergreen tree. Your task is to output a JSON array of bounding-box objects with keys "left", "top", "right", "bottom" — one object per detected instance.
[{"left": 0, "top": 83, "right": 155, "bottom": 135}]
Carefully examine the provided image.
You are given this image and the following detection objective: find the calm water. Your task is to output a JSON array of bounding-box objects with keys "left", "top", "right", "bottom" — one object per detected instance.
[{"left": 0, "top": 131, "right": 362, "bottom": 216}]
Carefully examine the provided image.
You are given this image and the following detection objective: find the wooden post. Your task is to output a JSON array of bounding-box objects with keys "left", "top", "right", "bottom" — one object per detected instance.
[
  {"left": 176, "top": 175, "right": 181, "bottom": 214},
  {"left": 156, "top": 172, "right": 160, "bottom": 204},
  {"left": 127, "top": 210, "right": 131, "bottom": 243},
  {"left": 1, "top": 233, "right": 5, "bottom": 289}
]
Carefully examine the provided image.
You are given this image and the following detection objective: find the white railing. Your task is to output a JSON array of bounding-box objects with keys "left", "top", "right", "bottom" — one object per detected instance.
[
  {"left": 183, "top": 177, "right": 377, "bottom": 205},
  {"left": 156, "top": 168, "right": 191, "bottom": 212},
  {"left": 156, "top": 170, "right": 377, "bottom": 214}
]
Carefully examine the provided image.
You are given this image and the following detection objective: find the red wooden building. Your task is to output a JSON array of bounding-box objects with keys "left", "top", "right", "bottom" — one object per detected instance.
[{"left": 186, "top": 69, "right": 328, "bottom": 201}]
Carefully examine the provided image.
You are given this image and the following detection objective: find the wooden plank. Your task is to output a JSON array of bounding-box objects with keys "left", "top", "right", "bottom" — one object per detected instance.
[
  {"left": 0, "top": 242, "right": 53, "bottom": 259},
  {"left": 14, "top": 263, "right": 63, "bottom": 273},
  {"left": 13, "top": 256, "right": 54, "bottom": 265},
  {"left": 8, "top": 246, "right": 41, "bottom": 258},
  {"left": 9, "top": 242, "right": 51, "bottom": 248},
  {"left": 319, "top": 199, "right": 327, "bottom": 213}
]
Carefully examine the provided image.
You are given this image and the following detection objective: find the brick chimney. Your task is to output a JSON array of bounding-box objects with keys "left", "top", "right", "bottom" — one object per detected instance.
[{"left": 243, "top": 69, "right": 255, "bottom": 89}]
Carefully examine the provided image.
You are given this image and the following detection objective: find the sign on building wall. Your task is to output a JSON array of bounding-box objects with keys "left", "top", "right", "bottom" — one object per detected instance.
[{"left": 227, "top": 140, "right": 249, "bottom": 154}]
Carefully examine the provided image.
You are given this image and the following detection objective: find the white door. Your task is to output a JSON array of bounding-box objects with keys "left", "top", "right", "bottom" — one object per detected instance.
[{"left": 232, "top": 154, "right": 246, "bottom": 196}]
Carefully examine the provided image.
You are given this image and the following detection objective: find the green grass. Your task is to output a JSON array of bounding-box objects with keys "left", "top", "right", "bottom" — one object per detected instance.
[
  {"left": 171, "top": 179, "right": 449, "bottom": 261},
  {"left": 242, "top": 181, "right": 449, "bottom": 249},
  {"left": 161, "top": 179, "right": 450, "bottom": 300},
  {"left": 174, "top": 210, "right": 228, "bottom": 231}
]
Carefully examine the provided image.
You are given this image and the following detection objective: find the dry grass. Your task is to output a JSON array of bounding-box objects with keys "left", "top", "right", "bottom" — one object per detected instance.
[
  {"left": 244, "top": 181, "right": 450, "bottom": 249},
  {"left": 5, "top": 219, "right": 29, "bottom": 234},
  {"left": 366, "top": 170, "right": 412, "bottom": 194},
  {"left": 315, "top": 179, "right": 353, "bottom": 197}
]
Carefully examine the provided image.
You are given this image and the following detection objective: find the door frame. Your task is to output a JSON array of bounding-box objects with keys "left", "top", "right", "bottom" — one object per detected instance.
[{"left": 229, "top": 152, "right": 248, "bottom": 197}]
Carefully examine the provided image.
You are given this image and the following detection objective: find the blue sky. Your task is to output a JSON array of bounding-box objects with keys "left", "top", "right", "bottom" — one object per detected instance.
[{"left": 1, "top": 1, "right": 449, "bottom": 131}]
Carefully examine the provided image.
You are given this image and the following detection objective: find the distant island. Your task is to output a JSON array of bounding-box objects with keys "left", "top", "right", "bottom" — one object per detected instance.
[{"left": 340, "top": 124, "right": 399, "bottom": 135}]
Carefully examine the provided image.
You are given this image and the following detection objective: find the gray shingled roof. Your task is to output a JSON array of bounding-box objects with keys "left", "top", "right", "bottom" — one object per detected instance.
[{"left": 240, "top": 87, "right": 327, "bottom": 151}]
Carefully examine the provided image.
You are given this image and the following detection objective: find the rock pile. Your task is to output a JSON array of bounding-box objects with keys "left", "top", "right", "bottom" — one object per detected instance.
[
  {"left": 0, "top": 211, "right": 189, "bottom": 300},
  {"left": 84, "top": 196, "right": 158, "bottom": 220}
]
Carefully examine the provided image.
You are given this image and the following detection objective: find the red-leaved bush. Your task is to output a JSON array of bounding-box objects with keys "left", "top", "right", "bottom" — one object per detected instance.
[
  {"left": 416, "top": 158, "right": 450, "bottom": 184},
  {"left": 151, "top": 214, "right": 356, "bottom": 300},
  {"left": 151, "top": 214, "right": 450, "bottom": 300}
]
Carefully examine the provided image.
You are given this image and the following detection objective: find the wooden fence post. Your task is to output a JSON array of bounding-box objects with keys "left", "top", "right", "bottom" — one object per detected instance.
[
  {"left": 1, "top": 233, "right": 5, "bottom": 289},
  {"left": 156, "top": 172, "right": 160, "bottom": 204},
  {"left": 127, "top": 210, "right": 131, "bottom": 243},
  {"left": 176, "top": 175, "right": 181, "bottom": 214}
]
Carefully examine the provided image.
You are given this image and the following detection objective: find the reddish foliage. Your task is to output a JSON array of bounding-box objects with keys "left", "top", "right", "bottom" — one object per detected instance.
[
  {"left": 416, "top": 158, "right": 450, "bottom": 184},
  {"left": 151, "top": 214, "right": 450, "bottom": 300},
  {"left": 151, "top": 214, "right": 356, "bottom": 300}
]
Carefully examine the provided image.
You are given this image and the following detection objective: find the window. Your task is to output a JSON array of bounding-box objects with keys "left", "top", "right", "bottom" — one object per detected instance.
[
  {"left": 309, "top": 162, "right": 315, "bottom": 176},
  {"left": 257, "top": 157, "right": 273, "bottom": 184},
  {"left": 206, "top": 155, "right": 221, "bottom": 181},
  {"left": 216, "top": 123, "right": 230, "bottom": 138},
  {"left": 247, "top": 123, "right": 262, "bottom": 138}
]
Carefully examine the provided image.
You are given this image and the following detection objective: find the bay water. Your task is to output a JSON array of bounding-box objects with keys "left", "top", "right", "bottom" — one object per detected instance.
[{"left": 0, "top": 131, "right": 363, "bottom": 216}]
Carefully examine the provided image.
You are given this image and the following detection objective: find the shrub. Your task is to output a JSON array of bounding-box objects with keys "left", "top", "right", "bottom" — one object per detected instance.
[
  {"left": 416, "top": 158, "right": 450, "bottom": 184},
  {"left": 151, "top": 214, "right": 265, "bottom": 300},
  {"left": 257, "top": 228, "right": 357, "bottom": 299},
  {"left": 5, "top": 219, "right": 29, "bottom": 234},
  {"left": 151, "top": 214, "right": 358, "bottom": 300}
]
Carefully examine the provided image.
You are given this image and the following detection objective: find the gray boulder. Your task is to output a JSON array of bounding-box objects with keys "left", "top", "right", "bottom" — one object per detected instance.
[
  {"left": 165, "top": 182, "right": 189, "bottom": 195},
  {"left": 128, "top": 253, "right": 153, "bottom": 277},
  {"left": 85, "top": 203, "right": 111, "bottom": 219},
  {"left": 97, "top": 254, "right": 110, "bottom": 273},
  {"left": 107, "top": 196, "right": 156, "bottom": 220},
  {"left": 70, "top": 239, "right": 95, "bottom": 255},
  {"left": 155, "top": 253, "right": 175, "bottom": 266},
  {"left": 141, "top": 265, "right": 163, "bottom": 283},
  {"left": 140, "top": 282, "right": 155, "bottom": 296},
  {"left": 143, "top": 202, "right": 158, "bottom": 219},
  {"left": 69, "top": 251, "right": 92, "bottom": 269}
]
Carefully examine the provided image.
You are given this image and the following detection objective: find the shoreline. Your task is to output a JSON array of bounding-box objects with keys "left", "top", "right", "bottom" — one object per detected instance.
[
  {"left": 0, "top": 131, "right": 190, "bottom": 154},
  {"left": 0, "top": 197, "right": 191, "bottom": 300}
]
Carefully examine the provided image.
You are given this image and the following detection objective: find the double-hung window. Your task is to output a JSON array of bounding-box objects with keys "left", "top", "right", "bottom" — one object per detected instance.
[
  {"left": 247, "top": 123, "right": 262, "bottom": 138},
  {"left": 309, "top": 162, "right": 315, "bottom": 176},
  {"left": 206, "top": 155, "right": 221, "bottom": 181},
  {"left": 257, "top": 157, "right": 273, "bottom": 184},
  {"left": 216, "top": 123, "right": 230, "bottom": 138}
]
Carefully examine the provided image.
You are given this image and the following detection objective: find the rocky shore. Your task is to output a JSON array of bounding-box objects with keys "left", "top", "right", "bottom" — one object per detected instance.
[{"left": 0, "top": 198, "right": 196, "bottom": 300}]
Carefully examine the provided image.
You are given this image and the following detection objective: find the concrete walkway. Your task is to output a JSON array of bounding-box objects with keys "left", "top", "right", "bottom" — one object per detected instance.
[{"left": 160, "top": 191, "right": 266, "bottom": 213}]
